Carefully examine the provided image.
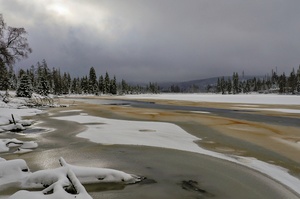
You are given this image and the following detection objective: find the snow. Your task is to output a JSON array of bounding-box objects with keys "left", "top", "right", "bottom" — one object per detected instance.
[
  {"left": 235, "top": 107, "right": 300, "bottom": 114},
  {"left": 59, "top": 109, "right": 83, "bottom": 113},
  {"left": 53, "top": 114, "right": 300, "bottom": 195},
  {"left": 0, "top": 138, "right": 38, "bottom": 152},
  {"left": 1, "top": 157, "right": 140, "bottom": 199},
  {"left": 54, "top": 115, "right": 200, "bottom": 151},
  {"left": 123, "top": 93, "right": 300, "bottom": 105},
  {"left": 0, "top": 108, "right": 42, "bottom": 132},
  {"left": 190, "top": 111, "right": 210, "bottom": 114}
]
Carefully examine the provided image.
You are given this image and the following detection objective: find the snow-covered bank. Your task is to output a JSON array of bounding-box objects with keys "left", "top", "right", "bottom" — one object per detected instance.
[
  {"left": 53, "top": 114, "right": 300, "bottom": 195},
  {"left": 0, "top": 92, "right": 44, "bottom": 132},
  {"left": 0, "top": 108, "right": 42, "bottom": 132},
  {"left": 123, "top": 93, "right": 300, "bottom": 105}
]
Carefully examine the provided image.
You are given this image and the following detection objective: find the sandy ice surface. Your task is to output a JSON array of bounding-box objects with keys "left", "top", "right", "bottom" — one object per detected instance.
[{"left": 53, "top": 114, "right": 300, "bottom": 195}]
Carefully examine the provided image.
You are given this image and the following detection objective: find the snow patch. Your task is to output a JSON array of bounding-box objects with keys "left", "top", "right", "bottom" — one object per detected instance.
[
  {"left": 53, "top": 114, "right": 300, "bottom": 195},
  {"left": 0, "top": 139, "right": 38, "bottom": 153},
  {"left": 59, "top": 109, "right": 83, "bottom": 113},
  {"left": 124, "top": 93, "right": 300, "bottom": 105}
]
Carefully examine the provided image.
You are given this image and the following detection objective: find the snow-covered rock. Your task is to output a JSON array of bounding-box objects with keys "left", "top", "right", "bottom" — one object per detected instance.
[{"left": 0, "top": 138, "right": 38, "bottom": 153}]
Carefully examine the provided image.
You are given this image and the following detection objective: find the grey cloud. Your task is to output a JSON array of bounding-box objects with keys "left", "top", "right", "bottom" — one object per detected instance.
[{"left": 1, "top": 0, "right": 300, "bottom": 82}]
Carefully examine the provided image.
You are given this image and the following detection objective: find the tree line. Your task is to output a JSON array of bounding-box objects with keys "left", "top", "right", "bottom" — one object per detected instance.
[
  {"left": 0, "top": 59, "right": 162, "bottom": 97},
  {"left": 1, "top": 14, "right": 160, "bottom": 98},
  {"left": 214, "top": 67, "right": 300, "bottom": 94}
]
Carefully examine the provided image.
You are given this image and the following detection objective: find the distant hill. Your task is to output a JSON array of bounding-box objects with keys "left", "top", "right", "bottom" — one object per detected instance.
[
  {"left": 158, "top": 75, "right": 260, "bottom": 92},
  {"left": 127, "top": 75, "right": 261, "bottom": 93}
]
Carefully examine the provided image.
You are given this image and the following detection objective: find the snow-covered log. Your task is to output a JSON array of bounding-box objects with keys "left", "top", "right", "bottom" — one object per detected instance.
[
  {"left": 59, "top": 157, "right": 141, "bottom": 184},
  {"left": 3, "top": 157, "right": 141, "bottom": 198},
  {"left": 9, "top": 169, "right": 92, "bottom": 199},
  {"left": 0, "top": 159, "right": 30, "bottom": 186}
]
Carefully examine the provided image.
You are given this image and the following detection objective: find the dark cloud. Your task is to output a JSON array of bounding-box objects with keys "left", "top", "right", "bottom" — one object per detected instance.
[{"left": 1, "top": 0, "right": 300, "bottom": 82}]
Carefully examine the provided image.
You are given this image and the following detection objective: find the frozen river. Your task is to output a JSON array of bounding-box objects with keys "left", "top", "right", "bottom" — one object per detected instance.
[{"left": 1, "top": 98, "right": 300, "bottom": 198}]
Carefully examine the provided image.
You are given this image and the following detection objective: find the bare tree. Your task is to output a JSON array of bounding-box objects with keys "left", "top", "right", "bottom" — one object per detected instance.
[{"left": 0, "top": 14, "right": 32, "bottom": 66}]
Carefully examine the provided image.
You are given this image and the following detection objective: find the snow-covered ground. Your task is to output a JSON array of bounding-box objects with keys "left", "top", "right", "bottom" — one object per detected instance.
[
  {"left": 54, "top": 113, "right": 300, "bottom": 195},
  {"left": 123, "top": 93, "right": 300, "bottom": 105}
]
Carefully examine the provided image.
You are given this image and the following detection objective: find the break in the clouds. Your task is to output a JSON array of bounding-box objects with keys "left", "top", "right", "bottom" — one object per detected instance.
[{"left": 1, "top": 0, "right": 300, "bottom": 82}]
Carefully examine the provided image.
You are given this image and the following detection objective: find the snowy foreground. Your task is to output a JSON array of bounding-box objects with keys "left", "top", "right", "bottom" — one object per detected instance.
[
  {"left": 0, "top": 157, "right": 140, "bottom": 199},
  {"left": 1, "top": 93, "right": 300, "bottom": 198}
]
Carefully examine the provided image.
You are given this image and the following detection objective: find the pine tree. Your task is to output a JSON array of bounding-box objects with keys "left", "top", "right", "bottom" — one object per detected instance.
[
  {"left": 110, "top": 75, "right": 117, "bottom": 95},
  {"left": 220, "top": 77, "right": 226, "bottom": 94},
  {"left": 36, "top": 76, "right": 50, "bottom": 96},
  {"left": 279, "top": 73, "right": 286, "bottom": 93},
  {"left": 232, "top": 72, "right": 239, "bottom": 94},
  {"left": 98, "top": 75, "right": 104, "bottom": 94},
  {"left": 16, "top": 74, "right": 33, "bottom": 98},
  {"left": 0, "top": 61, "right": 9, "bottom": 90},
  {"left": 216, "top": 78, "right": 221, "bottom": 93},
  {"left": 297, "top": 65, "right": 300, "bottom": 92},
  {"left": 227, "top": 78, "right": 232, "bottom": 94},
  {"left": 245, "top": 80, "right": 251, "bottom": 93},
  {"left": 61, "top": 72, "right": 70, "bottom": 94},
  {"left": 104, "top": 72, "right": 110, "bottom": 94},
  {"left": 288, "top": 68, "right": 297, "bottom": 94},
  {"left": 120, "top": 79, "right": 127, "bottom": 94},
  {"left": 71, "top": 78, "right": 77, "bottom": 94},
  {"left": 81, "top": 76, "right": 88, "bottom": 94},
  {"left": 52, "top": 68, "right": 62, "bottom": 95},
  {"left": 88, "top": 67, "right": 97, "bottom": 94}
]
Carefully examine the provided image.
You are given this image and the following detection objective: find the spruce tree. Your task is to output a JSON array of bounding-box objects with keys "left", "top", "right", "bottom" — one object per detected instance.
[
  {"left": 104, "top": 72, "right": 110, "bottom": 94},
  {"left": 110, "top": 76, "right": 117, "bottom": 95},
  {"left": 220, "top": 77, "right": 226, "bottom": 94},
  {"left": 0, "top": 61, "right": 9, "bottom": 90},
  {"left": 121, "top": 79, "right": 128, "bottom": 94},
  {"left": 288, "top": 68, "right": 297, "bottom": 94},
  {"left": 98, "top": 75, "right": 104, "bottom": 94},
  {"left": 297, "top": 66, "right": 300, "bottom": 92},
  {"left": 279, "top": 73, "right": 286, "bottom": 93},
  {"left": 227, "top": 78, "right": 232, "bottom": 94},
  {"left": 36, "top": 76, "right": 50, "bottom": 96},
  {"left": 88, "top": 67, "right": 97, "bottom": 94},
  {"left": 16, "top": 74, "right": 33, "bottom": 98},
  {"left": 232, "top": 72, "right": 239, "bottom": 94}
]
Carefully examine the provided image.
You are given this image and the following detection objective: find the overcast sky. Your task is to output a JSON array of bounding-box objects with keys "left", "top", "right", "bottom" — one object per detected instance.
[{"left": 1, "top": 0, "right": 300, "bottom": 82}]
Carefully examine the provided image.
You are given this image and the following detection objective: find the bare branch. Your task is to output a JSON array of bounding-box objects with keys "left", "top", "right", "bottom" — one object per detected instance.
[{"left": 0, "top": 15, "right": 32, "bottom": 65}]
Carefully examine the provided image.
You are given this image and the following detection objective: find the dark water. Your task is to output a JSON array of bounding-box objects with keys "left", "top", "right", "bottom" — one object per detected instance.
[{"left": 69, "top": 97, "right": 300, "bottom": 127}]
